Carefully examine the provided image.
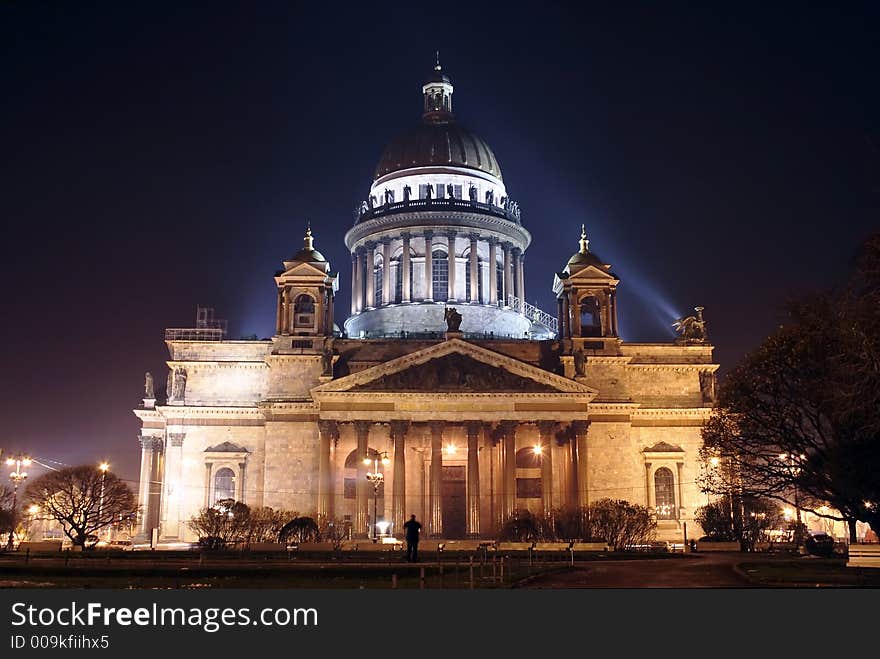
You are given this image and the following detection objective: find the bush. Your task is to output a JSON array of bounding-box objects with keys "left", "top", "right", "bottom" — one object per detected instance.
[{"left": 278, "top": 516, "right": 320, "bottom": 544}]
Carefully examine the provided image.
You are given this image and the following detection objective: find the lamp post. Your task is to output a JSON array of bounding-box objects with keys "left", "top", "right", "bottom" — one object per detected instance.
[
  {"left": 98, "top": 462, "right": 109, "bottom": 542},
  {"left": 6, "top": 454, "right": 32, "bottom": 550},
  {"left": 364, "top": 451, "right": 389, "bottom": 541}
]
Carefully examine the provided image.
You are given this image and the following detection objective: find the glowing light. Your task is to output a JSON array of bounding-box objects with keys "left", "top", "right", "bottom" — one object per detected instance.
[
  {"left": 363, "top": 457, "right": 372, "bottom": 466},
  {"left": 27, "top": 505, "right": 40, "bottom": 515},
  {"left": 532, "top": 444, "right": 543, "bottom": 455},
  {"left": 5, "top": 459, "right": 13, "bottom": 467},
  {"left": 381, "top": 456, "right": 391, "bottom": 466},
  {"left": 444, "top": 444, "right": 457, "bottom": 456},
  {"left": 376, "top": 521, "right": 390, "bottom": 535},
  {"left": 709, "top": 457, "right": 720, "bottom": 467},
  {"left": 783, "top": 508, "right": 794, "bottom": 520},
  {"left": 99, "top": 462, "right": 110, "bottom": 472},
  {"left": 22, "top": 458, "right": 31, "bottom": 467}
]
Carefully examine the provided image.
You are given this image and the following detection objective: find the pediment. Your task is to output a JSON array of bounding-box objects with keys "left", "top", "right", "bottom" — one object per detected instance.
[
  {"left": 568, "top": 264, "right": 619, "bottom": 282},
  {"left": 276, "top": 260, "right": 330, "bottom": 280},
  {"left": 313, "top": 339, "right": 596, "bottom": 396},
  {"left": 205, "top": 441, "right": 249, "bottom": 453},
  {"left": 643, "top": 441, "right": 684, "bottom": 453}
]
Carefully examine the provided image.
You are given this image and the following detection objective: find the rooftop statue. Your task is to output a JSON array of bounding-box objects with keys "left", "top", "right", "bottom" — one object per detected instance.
[
  {"left": 673, "top": 306, "right": 708, "bottom": 343},
  {"left": 144, "top": 372, "right": 154, "bottom": 398},
  {"left": 444, "top": 306, "right": 463, "bottom": 332}
]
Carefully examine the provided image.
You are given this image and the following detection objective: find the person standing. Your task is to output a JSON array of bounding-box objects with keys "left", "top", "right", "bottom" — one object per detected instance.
[{"left": 403, "top": 514, "right": 422, "bottom": 562}]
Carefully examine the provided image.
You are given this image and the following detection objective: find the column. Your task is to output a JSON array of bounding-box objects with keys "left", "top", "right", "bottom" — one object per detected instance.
[
  {"left": 350, "top": 254, "right": 357, "bottom": 315},
  {"left": 164, "top": 433, "right": 185, "bottom": 538},
  {"left": 429, "top": 422, "right": 443, "bottom": 537},
  {"left": 325, "top": 288, "right": 334, "bottom": 337},
  {"left": 572, "top": 421, "right": 589, "bottom": 508},
  {"left": 137, "top": 436, "right": 155, "bottom": 537},
  {"left": 276, "top": 288, "right": 284, "bottom": 334},
  {"left": 511, "top": 247, "right": 521, "bottom": 302},
  {"left": 502, "top": 243, "right": 512, "bottom": 307},
  {"left": 468, "top": 234, "right": 479, "bottom": 303},
  {"left": 382, "top": 238, "right": 392, "bottom": 306},
  {"left": 281, "top": 288, "right": 291, "bottom": 334},
  {"left": 354, "top": 421, "right": 371, "bottom": 537},
  {"left": 537, "top": 422, "right": 555, "bottom": 516},
  {"left": 466, "top": 422, "right": 481, "bottom": 536},
  {"left": 423, "top": 231, "right": 433, "bottom": 301},
  {"left": 354, "top": 248, "right": 364, "bottom": 313},
  {"left": 390, "top": 420, "right": 409, "bottom": 535},
  {"left": 364, "top": 242, "right": 376, "bottom": 309},
  {"left": 557, "top": 297, "right": 565, "bottom": 338},
  {"left": 317, "top": 421, "right": 338, "bottom": 520},
  {"left": 516, "top": 250, "right": 526, "bottom": 312},
  {"left": 611, "top": 290, "right": 618, "bottom": 336},
  {"left": 676, "top": 461, "right": 684, "bottom": 519},
  {"left": 569, "top": 287, "right": 580, "bottom": 337},
  {"left": 500, "top": 421, "right": 516, "bottom": 522},
  {"left": 488, "top": 239, "right": 498, "bottom": 304},
  {"left": 645, "top": 463, "right": 654, "bottom": 511},
  {"left": 564, "top": 435, "right": 577, "bottom": 509},
  {"left": 447, "top": 231, "right": 457, "bottom": 301},
  {"left": 401, "top": 232, "right": 411, "bottom": 303}
]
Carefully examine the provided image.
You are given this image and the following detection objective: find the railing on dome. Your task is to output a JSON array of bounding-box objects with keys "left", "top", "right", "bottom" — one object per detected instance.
[
  {"left": 507, "top": 295, "right": 559, "bottom": 334},
  {"left": 354, "top": 197, "right": 522, "bottom": 225},
  {"left": 164, "top": 328, "right": 226, "bottom": 341},
  {"left": 351, "top": 330, "right": 534, "bottom": 341}
]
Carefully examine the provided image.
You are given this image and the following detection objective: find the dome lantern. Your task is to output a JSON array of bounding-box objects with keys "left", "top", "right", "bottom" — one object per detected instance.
[{"left": 422, "top": 53, "right": 454, "bottom": 123}]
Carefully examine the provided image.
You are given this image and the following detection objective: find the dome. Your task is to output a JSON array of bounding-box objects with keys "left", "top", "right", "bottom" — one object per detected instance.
[
  {"left": 374, "top": 121, "right": 502, "bottom": 181},
  {"left": 566, "top": 225, "right": 607, "bottom": 271},
  {"left": 289, "top": 227, "right": 325, "bottom": 263}
]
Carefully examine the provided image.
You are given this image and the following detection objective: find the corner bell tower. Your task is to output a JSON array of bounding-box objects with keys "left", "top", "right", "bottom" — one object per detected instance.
[
  {"left": 553, "top": 225, "right": 620, "bottom": 342},
  {"left": 274, "top": 227, "right": 338, "bottom": 339}
]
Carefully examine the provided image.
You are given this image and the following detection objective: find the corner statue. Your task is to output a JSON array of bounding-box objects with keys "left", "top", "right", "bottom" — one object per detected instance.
[
  {"left": 673, "top": 306, "right": 708, "bottom": 343},
  {"left": 144, "top": 372, "right": 154, "bottom": 398},
  {"left": 444, "top": 306, "right": 463, "bottom": 332}
]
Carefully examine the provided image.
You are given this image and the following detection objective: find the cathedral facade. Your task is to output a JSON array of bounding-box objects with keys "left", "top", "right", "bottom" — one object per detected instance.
[{"left": 134, "top": 63, "right": 718, "bottom": 543}]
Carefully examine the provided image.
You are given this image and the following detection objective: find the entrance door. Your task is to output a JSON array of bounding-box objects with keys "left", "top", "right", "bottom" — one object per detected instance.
[{"left": 441, "top": 465, "right": 467, "bottom": 538}]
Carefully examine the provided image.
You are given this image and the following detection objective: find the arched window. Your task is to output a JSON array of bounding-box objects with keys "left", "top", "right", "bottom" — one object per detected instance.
[
  {"left": 213, "top": 468, "right": 236, "bottom": 503},
  {"left": 579, "top": 296, "right": 602, "bottom": 337},
  {"left": 393, "top": 256, "right": 414, "bottom": 303},
  {"left": 515, "top": 447, "right": 542, "bottom": 499},
  {"left": 464, "top": 255, "right": 484, "bottom": 303},
  {"left": 294, "top": 294, "right": 315, "bottom": 329},
  {"left": 343, "top": 449, "right": 385, "bottom": 500},
  {"left": 374, "top": 256, "right": 384, "bottom": 307},
  {"left": 496, "top": 262, "right": 504, "bottom": 304},
  {"left": 654, "top": 467, "right": 676, "bottom": 519},
  {"left": 432, "top": 250, "right": 448, "bottom": 301}
]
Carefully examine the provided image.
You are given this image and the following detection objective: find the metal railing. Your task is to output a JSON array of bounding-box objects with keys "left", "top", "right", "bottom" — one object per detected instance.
[
  {"left": 507, "top": 295, "right": 558, "bottom": 334},
  {"left": 355, "top": 197, "right": 521, "bottom": 225},
  {"left": 165, "top": 328, "right": 226, "bottom": 341}
]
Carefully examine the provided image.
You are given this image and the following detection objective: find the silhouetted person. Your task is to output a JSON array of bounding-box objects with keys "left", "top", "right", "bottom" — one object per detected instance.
[{"left": 403, "top": 514, "right": 422, "bottom": 562}]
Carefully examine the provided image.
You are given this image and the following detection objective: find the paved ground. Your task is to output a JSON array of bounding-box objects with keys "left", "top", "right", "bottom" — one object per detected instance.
[{"left": 520, "top": 553, "right": 752, "bottom": 588}]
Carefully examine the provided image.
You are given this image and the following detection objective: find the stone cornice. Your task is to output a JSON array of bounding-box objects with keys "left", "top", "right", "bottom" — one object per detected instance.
[
  {"left": 165, "top": 361, "right": 268, "bottom": 369},
  {"left": 624, "top": 364, "right": 720, "bottom": 373},
  {"left": 133, "top": 408, "right": 164, "bottom": 422},
  {"left": 153, "top": 405, "right": 265, "bottom": 420},
  {"left": 632, "top": 407, "right": 713, "bottom": 418},
  {"left": 344, "top": 212, "right": 531, "bottom": 251}
]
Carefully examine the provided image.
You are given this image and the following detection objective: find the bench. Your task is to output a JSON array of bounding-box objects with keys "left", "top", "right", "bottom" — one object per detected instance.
[
  {"left": 695, "top": 541, "right": 741, "bottom": 552},
  {"left": 495, "top": 542, "right": 534, "bottom": 552},
  {"left": 295, "top": 542, "right": 338, "bottom": 553},
  {"left": 533, "top": 542, "right": 572, "bottom": 552},
  {"left": 17, "top": 541, "right": 63, "bottom": 552},
  {"left": 440, "top": 540, "right": 491, "bottom": 553},
  {"left": 570, "top": 542, "right": 609, "bottom": 552},
  {"left": 847, "top": 544, "right": 880, "bottom": 568}
]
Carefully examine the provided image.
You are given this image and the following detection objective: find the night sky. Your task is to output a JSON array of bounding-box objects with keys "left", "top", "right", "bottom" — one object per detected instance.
[{"left": 2, "top": 2, "right": 877, "bottom": 484}]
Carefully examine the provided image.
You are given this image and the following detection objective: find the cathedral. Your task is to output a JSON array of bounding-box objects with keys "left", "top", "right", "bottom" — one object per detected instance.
[{"left": 134, "top": 62, "right": 718, "bottom": 543}]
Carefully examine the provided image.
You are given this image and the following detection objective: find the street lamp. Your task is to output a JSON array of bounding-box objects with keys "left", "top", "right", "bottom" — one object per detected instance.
[
  {"left": 6, "top": 454, "right": 32, "bottom": 550},
  {"left": 364, "top": 451, "right": 390, "bottom": 541},
  {"left": 98, "top": 462, "right": 110, "bottom": 542}
]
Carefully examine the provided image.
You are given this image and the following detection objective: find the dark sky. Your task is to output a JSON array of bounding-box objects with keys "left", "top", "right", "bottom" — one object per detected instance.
[{"left": 2, "top": 1, "right": 877, "bottom": 483}]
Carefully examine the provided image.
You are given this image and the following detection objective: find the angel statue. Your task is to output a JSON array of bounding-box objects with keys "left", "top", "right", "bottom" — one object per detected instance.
[
  {"left": 444, "top": 306, "right": 463, "bottom": 332},
  {"left": 144, "top": 372, "right": 154, "bottom": 398},
  {"left": 673, "top": 306, "right": 707, "bottom": 343}
]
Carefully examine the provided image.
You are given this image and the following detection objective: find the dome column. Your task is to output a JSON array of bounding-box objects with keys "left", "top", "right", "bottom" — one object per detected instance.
[
  {"left": 276, "top": 288, "right": 284, "bottom": 334},
  {"left": 468, "top": 234, "right": 479, "bottom": 303},
  {"left": 423, "top": 231, "right": 433, "bottom": 302},
  {"left": 350, "top": 253, "right": 358, "bottom": 316},
  {"left": 364, "top": 241, "right": 376, "bottom": 310},
  {"left": 354, "top": 247, "right": 365, "bottom": 313},
  {"left": 446, "top": 230, "right": 457, "bottom": 302},
  {"left": 381, "top": 238, "right": 392, "bottom": 306},
  {"left": 281, "top": 287, "right": 291, "bottom": 334},
  {"left": 502, "top": 242, "right": 513, "bottom": 308},
  {"left": 488, "top": 238, "right": 498, "bottom": 305},
  {"left": 401, "top": 233, "right": 412, "bottom": 303},
  {"left": 515, "top": 249, "right": 526, "bottom": 314}
]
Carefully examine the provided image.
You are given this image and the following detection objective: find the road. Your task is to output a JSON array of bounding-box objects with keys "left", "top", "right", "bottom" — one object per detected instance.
[{"left": 521, "top": 553, "right": 752, "bottom": 588}]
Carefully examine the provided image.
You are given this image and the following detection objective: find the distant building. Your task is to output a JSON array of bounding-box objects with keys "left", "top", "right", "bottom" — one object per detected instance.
[{"left": 134, "top": 63, "right": 719, "bottom": 542}]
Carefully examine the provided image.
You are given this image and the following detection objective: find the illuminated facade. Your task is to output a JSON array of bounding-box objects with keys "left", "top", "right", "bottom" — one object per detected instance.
[{"left": 134, "top": 63, "right": 719, "bottom": 543}]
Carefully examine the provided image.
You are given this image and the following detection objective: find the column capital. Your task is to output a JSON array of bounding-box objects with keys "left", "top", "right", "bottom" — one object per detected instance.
[
  {"left": 355, "top": 245, "right": 366, "bottom": 255},
  {"left": 364, "top": 240, "right": 377, "bottom": 251},
  {"left": 446, "top": 229, "right": 457, "bottom": 239},
  {"left": 511, "top": 246, "right": 522, "bottom": 257},
  {"left": 465, "top": 421, "right": 483, "bottom": 439},
  {"left": 428, "top": 420, "right": 445, "bottom": 436},
  {"left": 468, "top": 232, "right": 480, "bottom": 242},
  {"left": 487, "top": 235, "right": 499, "bottom": 246},
  {"left": 400, "top": 231, "right": 412, "bottom": 241},
  {"left": 167, "top": 433, "right": 186, "bottom": 448},
  {"left": 389, "top": 419, "right": 411, "bottom": 439},
  {"left": 570, "top": 420, "right": 589, "bottom": 435},
  {"left": 422, "top": 229, "right": 434, "bottom": 239},
  {"left": 353, "top": 420, "right": 373, "bottom": 438},
  {"left": 501, "top": 241, "right": 513, "bottom": 251},
  {"left": 318, "top": 420, "right": 340, "bottom": 442},
  {"left": 139, "top": 435, "right": 162, "bottom": 451},
  {"left": 379, "top": 236, "right": 392, "bottom": 246},
  {"left": 536, "top": 420, "right": 558, "bottom": 436}
]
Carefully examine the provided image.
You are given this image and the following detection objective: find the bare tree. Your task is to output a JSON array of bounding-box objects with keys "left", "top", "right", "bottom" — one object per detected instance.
[{"left": 24, "top": 466, "right": 137, "bottom": 547}]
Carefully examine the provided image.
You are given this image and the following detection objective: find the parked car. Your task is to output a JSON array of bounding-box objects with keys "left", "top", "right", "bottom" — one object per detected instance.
[{"left": 804, "top": 532, "right": 836, "bottom": 557}]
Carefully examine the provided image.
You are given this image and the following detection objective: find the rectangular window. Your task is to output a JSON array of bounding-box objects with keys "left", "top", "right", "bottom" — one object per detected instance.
[{"left": 516, "top": 478, "right": 542, "bottom": 499}]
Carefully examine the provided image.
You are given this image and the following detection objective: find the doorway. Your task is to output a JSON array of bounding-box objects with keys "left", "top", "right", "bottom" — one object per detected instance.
[{"left": 442, "top": 465, "right": 467, "bottom": 538}]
